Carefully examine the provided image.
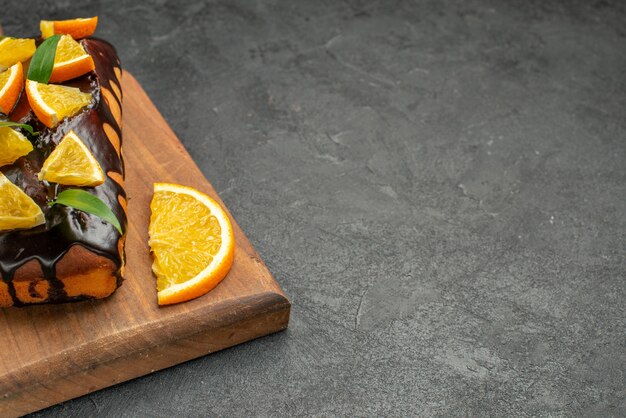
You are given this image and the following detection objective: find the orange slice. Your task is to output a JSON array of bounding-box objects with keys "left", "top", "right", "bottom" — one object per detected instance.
[
  {"left": 48, "top": 35, "right": 95, "bottom": 83},
  {"left": 0, "top": 172, "right": 45, "bottom": 231},
  {"left": 0, "top": 38, "right": 36, "bottom": 71},
  {"left": 38, "top": 130, "right": 105, "bottom": 186},
  {"left": 0, "top": 62, "right": 24, "bottom": 114},
  {"left": 40, "top": 17, "right": 98, "bottom": 40},
  {"left": 0, "top": 127, "right": 33, "bottom": 167},
  {"left": 148, "top": 183, "right": 235, "bottom": 305},
  {"left": 25, "top": 80, "right": 92, "bottom": 128}
]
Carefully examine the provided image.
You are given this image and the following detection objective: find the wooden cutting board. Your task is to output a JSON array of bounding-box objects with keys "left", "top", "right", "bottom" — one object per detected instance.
[{"left": 0, "top": 73, "right": 290, "bottom": 417}]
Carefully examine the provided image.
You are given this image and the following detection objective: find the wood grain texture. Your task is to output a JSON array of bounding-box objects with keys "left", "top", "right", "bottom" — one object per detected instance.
[{"left": 0, "top": 73, "right": 290, "bottom": 417}]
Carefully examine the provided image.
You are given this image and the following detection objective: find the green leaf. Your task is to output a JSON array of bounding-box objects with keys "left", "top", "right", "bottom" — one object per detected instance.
[
  {"left": 27, "top": 34, "right": 61, "bottom": 84},
  {"left": 0, "top": 121, "right": 39, "bottom": 136},
  {"left": 49, "top": 189, "right": 123, "bottom": 234}
]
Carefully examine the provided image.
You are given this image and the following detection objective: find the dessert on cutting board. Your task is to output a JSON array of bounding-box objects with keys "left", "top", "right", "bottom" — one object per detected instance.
[
  {"left": 0, "top": 17, "right": 235, "bottom": 308},
  {"left": 0, "top": 17, "right": 126, "bottom": 307}
]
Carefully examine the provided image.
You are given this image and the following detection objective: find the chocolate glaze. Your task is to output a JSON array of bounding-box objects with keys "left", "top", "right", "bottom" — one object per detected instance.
[{"left": 0, "top": 38, "right": 126, "bottom": 305}]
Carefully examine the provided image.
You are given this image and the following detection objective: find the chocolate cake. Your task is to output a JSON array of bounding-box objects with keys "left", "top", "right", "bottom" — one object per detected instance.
[{"left": 0, "top": 38, "right": 126, "bottom": 307}]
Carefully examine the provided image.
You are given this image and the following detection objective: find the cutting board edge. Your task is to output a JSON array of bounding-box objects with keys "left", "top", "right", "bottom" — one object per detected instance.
[
  {"left": 0, "top": 290, "right": 290, "bottom": 390},
  {"left": 0, "top": 292, "right": 290, "bottom": 417}
]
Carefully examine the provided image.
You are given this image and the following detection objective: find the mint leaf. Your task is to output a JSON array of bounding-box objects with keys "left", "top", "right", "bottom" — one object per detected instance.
[
  {"left": 27, "top": 35, "right": 61, "bottom": 84},
  {"left": 0, "top": 121, "right": 39, "bottom": 136},
  {"left": 50, "top": 189, "right": 123, "bottom": 234}
]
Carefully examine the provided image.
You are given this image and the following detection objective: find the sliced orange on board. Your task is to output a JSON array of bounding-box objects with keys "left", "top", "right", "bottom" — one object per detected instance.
[
  {"left": 0, "top": 38, "right": 36, "bottom": 71},
  {"left": 0, "top": 62, "right": 24, "bottom": 115},
  {"left": 48, "top": 35, "right": 95, "bottom": 83},
  {"left": 38, "top": 130, "right": 104, "bottom": 186},
  {"left": 148, "top": 183, "right": 235, "bottom": 305},
  {"left": 41, "top": 17, "right": 98, "bottom": 40},
  {"left": 25, "top": 80, "right": 92, "bottom": 128}
]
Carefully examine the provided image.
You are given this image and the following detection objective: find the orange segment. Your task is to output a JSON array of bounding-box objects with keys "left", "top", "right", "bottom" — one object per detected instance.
[
  {"left": 48, "top": 35, "right": 95, "bottom": 83},
  {"left": 40, "top": 17, "right": 98, "bottom": 40},
  {"left": 0, "top": 38, "right": 36, "bottom": 71},
  {"left": 0, "top": 172, "right": 45, "bottom": 231},
  {"left": 38, "top": 130, "right": 105, "bottom": 187},
  {"left": 25, "top": 80, "right": 92, "bottom": 128},
  {"left": 0, "top": 127, "right": 33, "bottom": 167},
  {"left": 148, "top": 183, "right": 235, "bottom": 305},
  {"left": 0, "top": 62, "right": 24, "bottom": 114}
]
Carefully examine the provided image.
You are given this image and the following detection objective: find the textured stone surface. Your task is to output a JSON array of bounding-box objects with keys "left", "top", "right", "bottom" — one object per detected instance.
[{"left": 2, "top": 0, "right": 625, "bottom": 416}]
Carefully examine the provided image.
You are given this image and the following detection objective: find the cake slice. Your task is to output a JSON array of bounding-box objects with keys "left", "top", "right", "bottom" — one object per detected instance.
[{"left": 0, "top": 36, "right": 126, "bottom": 307}]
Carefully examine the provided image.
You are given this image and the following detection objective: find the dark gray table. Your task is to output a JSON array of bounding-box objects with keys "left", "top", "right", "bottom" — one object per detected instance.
[{"left": 3, "top": 0, "right": 624, "bottom": 416}]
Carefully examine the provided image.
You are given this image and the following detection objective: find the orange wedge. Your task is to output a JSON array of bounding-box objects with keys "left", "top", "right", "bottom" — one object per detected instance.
[
  {"left": 25, "top": 80, "right": 92, "bottom": 128},
  {"left": 0, "top": 38, "right": 36, "bottom": 71},
  {"left": 0, "top": 62, "right": 24, "bottom": 115},
  {"left": 41, "top": 17, "right": 98, "bottom": 40},
  {"left": 148, "top": 183, "right": 235, "bottom": 305},
  {"left": 48, "top": 35, "right": 95, "bottom": 83},
  {"left": 0, "top": 127, "right": 33, "bottom": 167},
  {"left": 38, "top": 130, "right": 105, "bottom": 186},
  {"left": 0, "top": 172, "right": 45, "bottom": 232}
]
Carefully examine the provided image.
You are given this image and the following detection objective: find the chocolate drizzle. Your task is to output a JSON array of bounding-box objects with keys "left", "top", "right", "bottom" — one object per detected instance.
[{"left": 0, "top": 38, "right": 126, "bottom": 305}]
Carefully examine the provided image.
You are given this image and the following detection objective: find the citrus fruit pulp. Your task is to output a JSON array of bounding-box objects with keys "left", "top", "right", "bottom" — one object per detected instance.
[
  {"left": 0, "top": 171, "right": 45, "bottom": 231},
  {"left": 148, "top": 183, "right": 235, "bottom": 305},
  {"left": 0, "top": 62, "right": 24, "bottom": 115},
  {"left": 0, "top": 38, "right": 36, "bottom": 71},
  {"left": 0, "top": 126, "right": 33, "bottom": 167},
  {"left": 48, "top": 35, "right": 95, "bottom": 83},
  {"left": 25, "top": 80, "right": 92, "bottom": 128},
  {"left": 38, "top": 130, "right": 105, "bottom": 186},
  {"left": 41, "top": 17, "right": 98, "bottom": 40}
]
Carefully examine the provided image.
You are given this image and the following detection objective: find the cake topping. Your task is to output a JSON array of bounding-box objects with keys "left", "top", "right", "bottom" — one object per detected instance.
[
  {"left": 26, "top": 35, "right": 61, "bottom": 84},
  {"left": 0, "top": 126, "right": 33, "bottom": 167},
  {"left": 0, "top": 62, "right": 24, "bottom": 114},
  {"left": 0, "top": 38, "right": 36, "bottom": 71},
  {"left": 25, "top": 80, "right": 92, "bottom": 128},
  {"left": 40, "top": 17, "right": 98, "bottom": 40},
  {"left": 0, "top": 121, "right": 37, "bottom": 136},
  {"left": 0, "top": 27, "right": 122, "bottom": 236},
  {"left": 38, "top": 130, "right": 105, "bottom": 187},
  {"left": 0, "top": 172, "right": 45, "bottom": 232},
  {"left": 49, "top": 35, "right": 96, "bottom": 83},
  {"left": 49, "top": 189, "right": 122, "bottom": 234}
]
